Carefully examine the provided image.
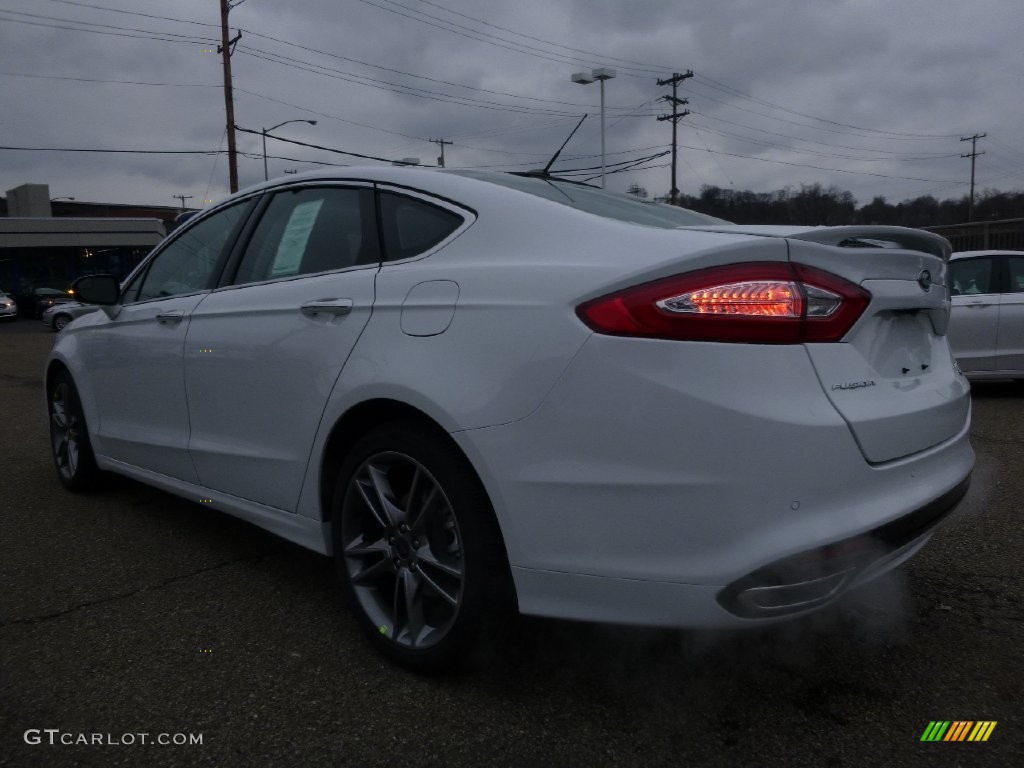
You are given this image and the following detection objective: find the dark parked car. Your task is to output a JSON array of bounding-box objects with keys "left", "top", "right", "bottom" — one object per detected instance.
[{"left": 21, "top": 287, "right": 75, "bottom": 318}]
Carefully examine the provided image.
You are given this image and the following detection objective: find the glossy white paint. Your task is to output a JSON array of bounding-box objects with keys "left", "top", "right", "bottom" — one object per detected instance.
[
  {"left": 184, "top": 266, "right": 378, "bottom": 511},
  {"left": 48, "top": 167, "right": 975, "bottom": 629},
  {"left": 948, "top": 250, "right": 1024, "bottom": 379},
  {"left": 79, "top": 293, "right": 207, "bottom": 482}
]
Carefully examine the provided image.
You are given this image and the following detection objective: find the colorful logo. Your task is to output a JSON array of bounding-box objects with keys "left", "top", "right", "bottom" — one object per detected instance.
[{"left": 920, "top": 721, "right": 997, "bottom": 742}]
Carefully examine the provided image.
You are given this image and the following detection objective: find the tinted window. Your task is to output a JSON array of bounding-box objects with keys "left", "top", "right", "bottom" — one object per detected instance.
[
  {"left": 233, "top": 187, "right": 378, "bottom": 284},
  {"left": 1007, "top": 257, "right": 1024, "bottom": 293},
  {"left": 131, "top": 201, "right": 251, "bottom": 302},
  {"left": 950, "top": 258, "right": 995, "bottom": 296},
  {"left": 379, "top": 192, "right": 463, "bottom": 262}
]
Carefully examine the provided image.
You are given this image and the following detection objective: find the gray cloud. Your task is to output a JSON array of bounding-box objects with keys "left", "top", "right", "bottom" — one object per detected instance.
[{"left": 1, "top": 0, "right": 1021, "bottom": 209}]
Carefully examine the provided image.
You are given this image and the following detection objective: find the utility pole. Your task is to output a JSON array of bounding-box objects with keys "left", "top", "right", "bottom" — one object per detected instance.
[
  {"left": 173, "top": 194, "right": 194, "bottom": 211},
  {"left": 657, "top": 71, "right": 693, "bottom": 206},
  {"left": 960, "top": 133, "right": 986, "bottom": 222},
  {"left": 219, "top": 0, "right": 244, "bottom": 193},
  {"left": 429, "top": 138, "right": 453, "bottom": 167}
]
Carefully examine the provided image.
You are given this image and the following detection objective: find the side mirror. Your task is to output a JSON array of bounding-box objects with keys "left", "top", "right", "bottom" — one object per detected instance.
[{"left": 73, "top": 274, "right": 120, "bottom": 305}]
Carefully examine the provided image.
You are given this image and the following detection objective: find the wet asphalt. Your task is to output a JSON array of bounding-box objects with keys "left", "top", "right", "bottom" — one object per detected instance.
[{"left": 1, "top": 318, "right": 1021, "bottom": 768}]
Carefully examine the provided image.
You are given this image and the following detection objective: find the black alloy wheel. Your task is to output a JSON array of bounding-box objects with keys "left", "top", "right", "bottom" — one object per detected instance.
[
  {"left": 48, "top": 370, "right": 101, "bottom": 491},
  {"left": 332, "top": 421, "right": 512, "bottom": 672}
]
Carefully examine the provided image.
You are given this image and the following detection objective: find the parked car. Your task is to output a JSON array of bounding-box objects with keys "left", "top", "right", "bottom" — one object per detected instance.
[
  {"left": 22, "top": 286, "right": 75, "bottom": 318},
  {"left": 947, "top": 249, "right": 1024, "bottom": 380},
  {"left": 41, "top": 301, "right": 99, "bottom": 331},
  {"left": 0, "top": 289, "right": 17, "bottom": 319},
  {"left": 46, "top": 168, "right": 974, "bottom": 671}
]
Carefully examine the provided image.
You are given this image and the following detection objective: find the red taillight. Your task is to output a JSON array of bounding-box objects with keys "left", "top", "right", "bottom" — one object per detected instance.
[{"left": 576, "top": 262, "right": 870, "bottom": 344}]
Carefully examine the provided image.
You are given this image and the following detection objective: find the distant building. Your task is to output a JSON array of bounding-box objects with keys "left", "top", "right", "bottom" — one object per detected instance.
[{"left": 0, "top": 183, "right": 175, "bottom": 304}]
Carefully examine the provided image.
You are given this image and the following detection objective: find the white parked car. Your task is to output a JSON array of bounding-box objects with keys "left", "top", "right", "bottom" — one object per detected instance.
[
  {"left": 947, "top": 249, "right": 1024, "bottom": 380},
  {"left": 47, "top": 168, "right": 974, "bottom": 671},
  {"left": 42, "top": 301, "right": 100, "bottom": 331},
  {"left": 0, "top": 289, "right": 16, "bottom": 319}
]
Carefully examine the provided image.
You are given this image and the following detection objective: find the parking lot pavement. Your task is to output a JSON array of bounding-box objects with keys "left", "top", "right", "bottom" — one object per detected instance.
[{"left": 1, "top": 319, "right": 1021, "bottom": 767}]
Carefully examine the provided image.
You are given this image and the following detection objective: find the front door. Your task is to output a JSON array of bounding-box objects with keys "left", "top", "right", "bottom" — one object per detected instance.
[{"left": 83, "top": 199, "right": 253, "bottom": 480}]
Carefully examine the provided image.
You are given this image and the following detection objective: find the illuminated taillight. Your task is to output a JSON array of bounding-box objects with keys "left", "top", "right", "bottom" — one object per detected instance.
[{"left": 576, "top": 262, "right": 869, "bottom": 344}]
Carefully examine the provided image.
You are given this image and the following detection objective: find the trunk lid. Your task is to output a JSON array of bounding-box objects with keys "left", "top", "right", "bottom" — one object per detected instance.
[{"left": 690, "top": 225, "right": 970, "bottom": 463}]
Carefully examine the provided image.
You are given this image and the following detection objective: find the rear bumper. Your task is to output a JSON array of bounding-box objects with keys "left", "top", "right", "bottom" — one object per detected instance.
[
  {"left": 455, "top": 334, "right": 975, "bottom": 627},
  {"left": 716, "top": 474, "right": 970, "bottom": 619}
]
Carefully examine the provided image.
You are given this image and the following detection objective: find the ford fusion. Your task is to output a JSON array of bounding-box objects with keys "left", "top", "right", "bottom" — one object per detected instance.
[{"left": 46, "top": 168, "right": 973, "bottom": 671}]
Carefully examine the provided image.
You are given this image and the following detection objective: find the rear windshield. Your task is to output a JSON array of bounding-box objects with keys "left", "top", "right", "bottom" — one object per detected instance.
[{"left": 448, "top": 170, "right": 729, "bottom": 228}]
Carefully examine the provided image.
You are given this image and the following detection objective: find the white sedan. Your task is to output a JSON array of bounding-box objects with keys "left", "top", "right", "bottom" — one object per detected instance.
[
  {"left": 0, "top": 289, "right": 16, "bottom": 319},
  {"left": 947, "top": 249, "right": 1024, "bottom": 379},
  {"left": 47, "top": 168, "right": 974, "bottom": 671},
  {"left": 41, "top": 301, "right": 100, "bottom": 331}
]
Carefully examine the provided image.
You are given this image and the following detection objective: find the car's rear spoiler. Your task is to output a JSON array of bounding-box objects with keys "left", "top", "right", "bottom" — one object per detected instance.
[{"left": 683, "top": 225, "right": 952, "bottom": 262}]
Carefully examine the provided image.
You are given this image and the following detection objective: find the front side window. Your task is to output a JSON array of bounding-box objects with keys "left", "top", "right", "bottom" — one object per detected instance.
[
  {"left": 232, "top": 187, "right": 378, "bottom": 285},
  {"left": 379, "top": 192, "right": 464, "bottom": 262},
  {"left": 950, "top": 258, "right": 995, "bottom": 296},
  {"left": 127, "top": 201, "right": 252, "bottom": 302}
]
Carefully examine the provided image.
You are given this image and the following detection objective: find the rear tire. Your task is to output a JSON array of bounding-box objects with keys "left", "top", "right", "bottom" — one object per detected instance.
[
  {"left": 331, "top": 421, "right": 512, "bottom": 672},
  {"left": 47, "top": 369, "right": 102, "bottom": 491}
]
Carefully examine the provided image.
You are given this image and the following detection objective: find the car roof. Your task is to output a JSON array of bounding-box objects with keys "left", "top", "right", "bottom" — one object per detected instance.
[{"left": 214, "top": 166, "right": 728, "bottom": 227}]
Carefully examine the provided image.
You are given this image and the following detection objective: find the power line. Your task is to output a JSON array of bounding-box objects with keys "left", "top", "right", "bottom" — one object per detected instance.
[
  {"left": 674, "top": 135, "right": 962, "bottom": 183},
  {"left": 690, "top": 73, "right": 963, "bottom": 139},
  {"left": 686, "top": 110, "right": 960, "bottom": 156},
  {"left": 236, "top": 47, "right": 581, "bottom": 116},
  {"left": 413, "top": 0, "right": 669, "bottom": 74},
  {"left": 0, "top": 8, "right": 215, "bottom": 44},
  {"left": 687, "top": 119, "right": 962, "bottom": 163},
  {"left": 349, "top": 0, "right": 662, "bottom": 77},
  {"left": 0, "top": 145, "right": 225, "bottom": 154},
  {"left": 232, "top": 124, "right": 436, "bottom": 166},
  {"left": 0, "top": 70, "right": 219, "bottom": 88},
  {"left": 39, "top": 0, "right": 961, "bottom": 147},
  {"left": 47, "top": 0, "right": 219, "bottom": 29}
]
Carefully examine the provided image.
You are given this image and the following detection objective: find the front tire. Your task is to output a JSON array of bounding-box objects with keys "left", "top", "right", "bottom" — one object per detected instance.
[
  {"left": 48, "top": 370, "right": 102, "bottom": 491},
  {"left": 332, "top": 422, "right": 511, "bottom": 672},
  {"left": 54, "top": 314, "right": 71, "bottom": 331}
]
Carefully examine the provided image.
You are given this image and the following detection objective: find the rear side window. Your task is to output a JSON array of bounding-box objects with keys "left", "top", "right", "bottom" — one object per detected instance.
[
  {"left": 379, "top": 192, "right": 463, "bottom": 262},
  {"left": 233, "top": 187, "right": 379, "bottom": 285},
  {"left": 950, "top": 258, "right": 995, "bottom": 296}
]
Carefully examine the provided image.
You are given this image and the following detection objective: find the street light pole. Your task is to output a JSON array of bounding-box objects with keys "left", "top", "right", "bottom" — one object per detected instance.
[
  {"left": 262, "top": 119, "right": 318, "bottom": 181},
  {"left": 571, "top": 68, "right": 616, "bottom": 188}
]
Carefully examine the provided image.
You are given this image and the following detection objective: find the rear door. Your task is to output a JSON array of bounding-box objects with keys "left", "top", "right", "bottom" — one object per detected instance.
[
  {"left": 995, "top": 255, "right": 1024, "bottom": 374},
  {"left": 948, "top": 255, "right": 1000, "bottom": 373},
  {"left": 788, "top": 236, "right": 970, "bottom": 463},
  {"left": 183, "top": 183, "right": 380, "bottom": 512}
]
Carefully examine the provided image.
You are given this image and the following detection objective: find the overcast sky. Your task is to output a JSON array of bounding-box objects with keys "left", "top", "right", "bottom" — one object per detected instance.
[{"left": 1, "top": 0, "right": 1022, "bottom": 210}]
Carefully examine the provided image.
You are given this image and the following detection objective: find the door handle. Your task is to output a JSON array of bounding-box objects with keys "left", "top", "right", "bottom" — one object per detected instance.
[
  {"left": 156, "top": 310, "right": 185, "bottom": 324},
  {"left": 300, "top": 298, "right": 354, "bottom": 317}
]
